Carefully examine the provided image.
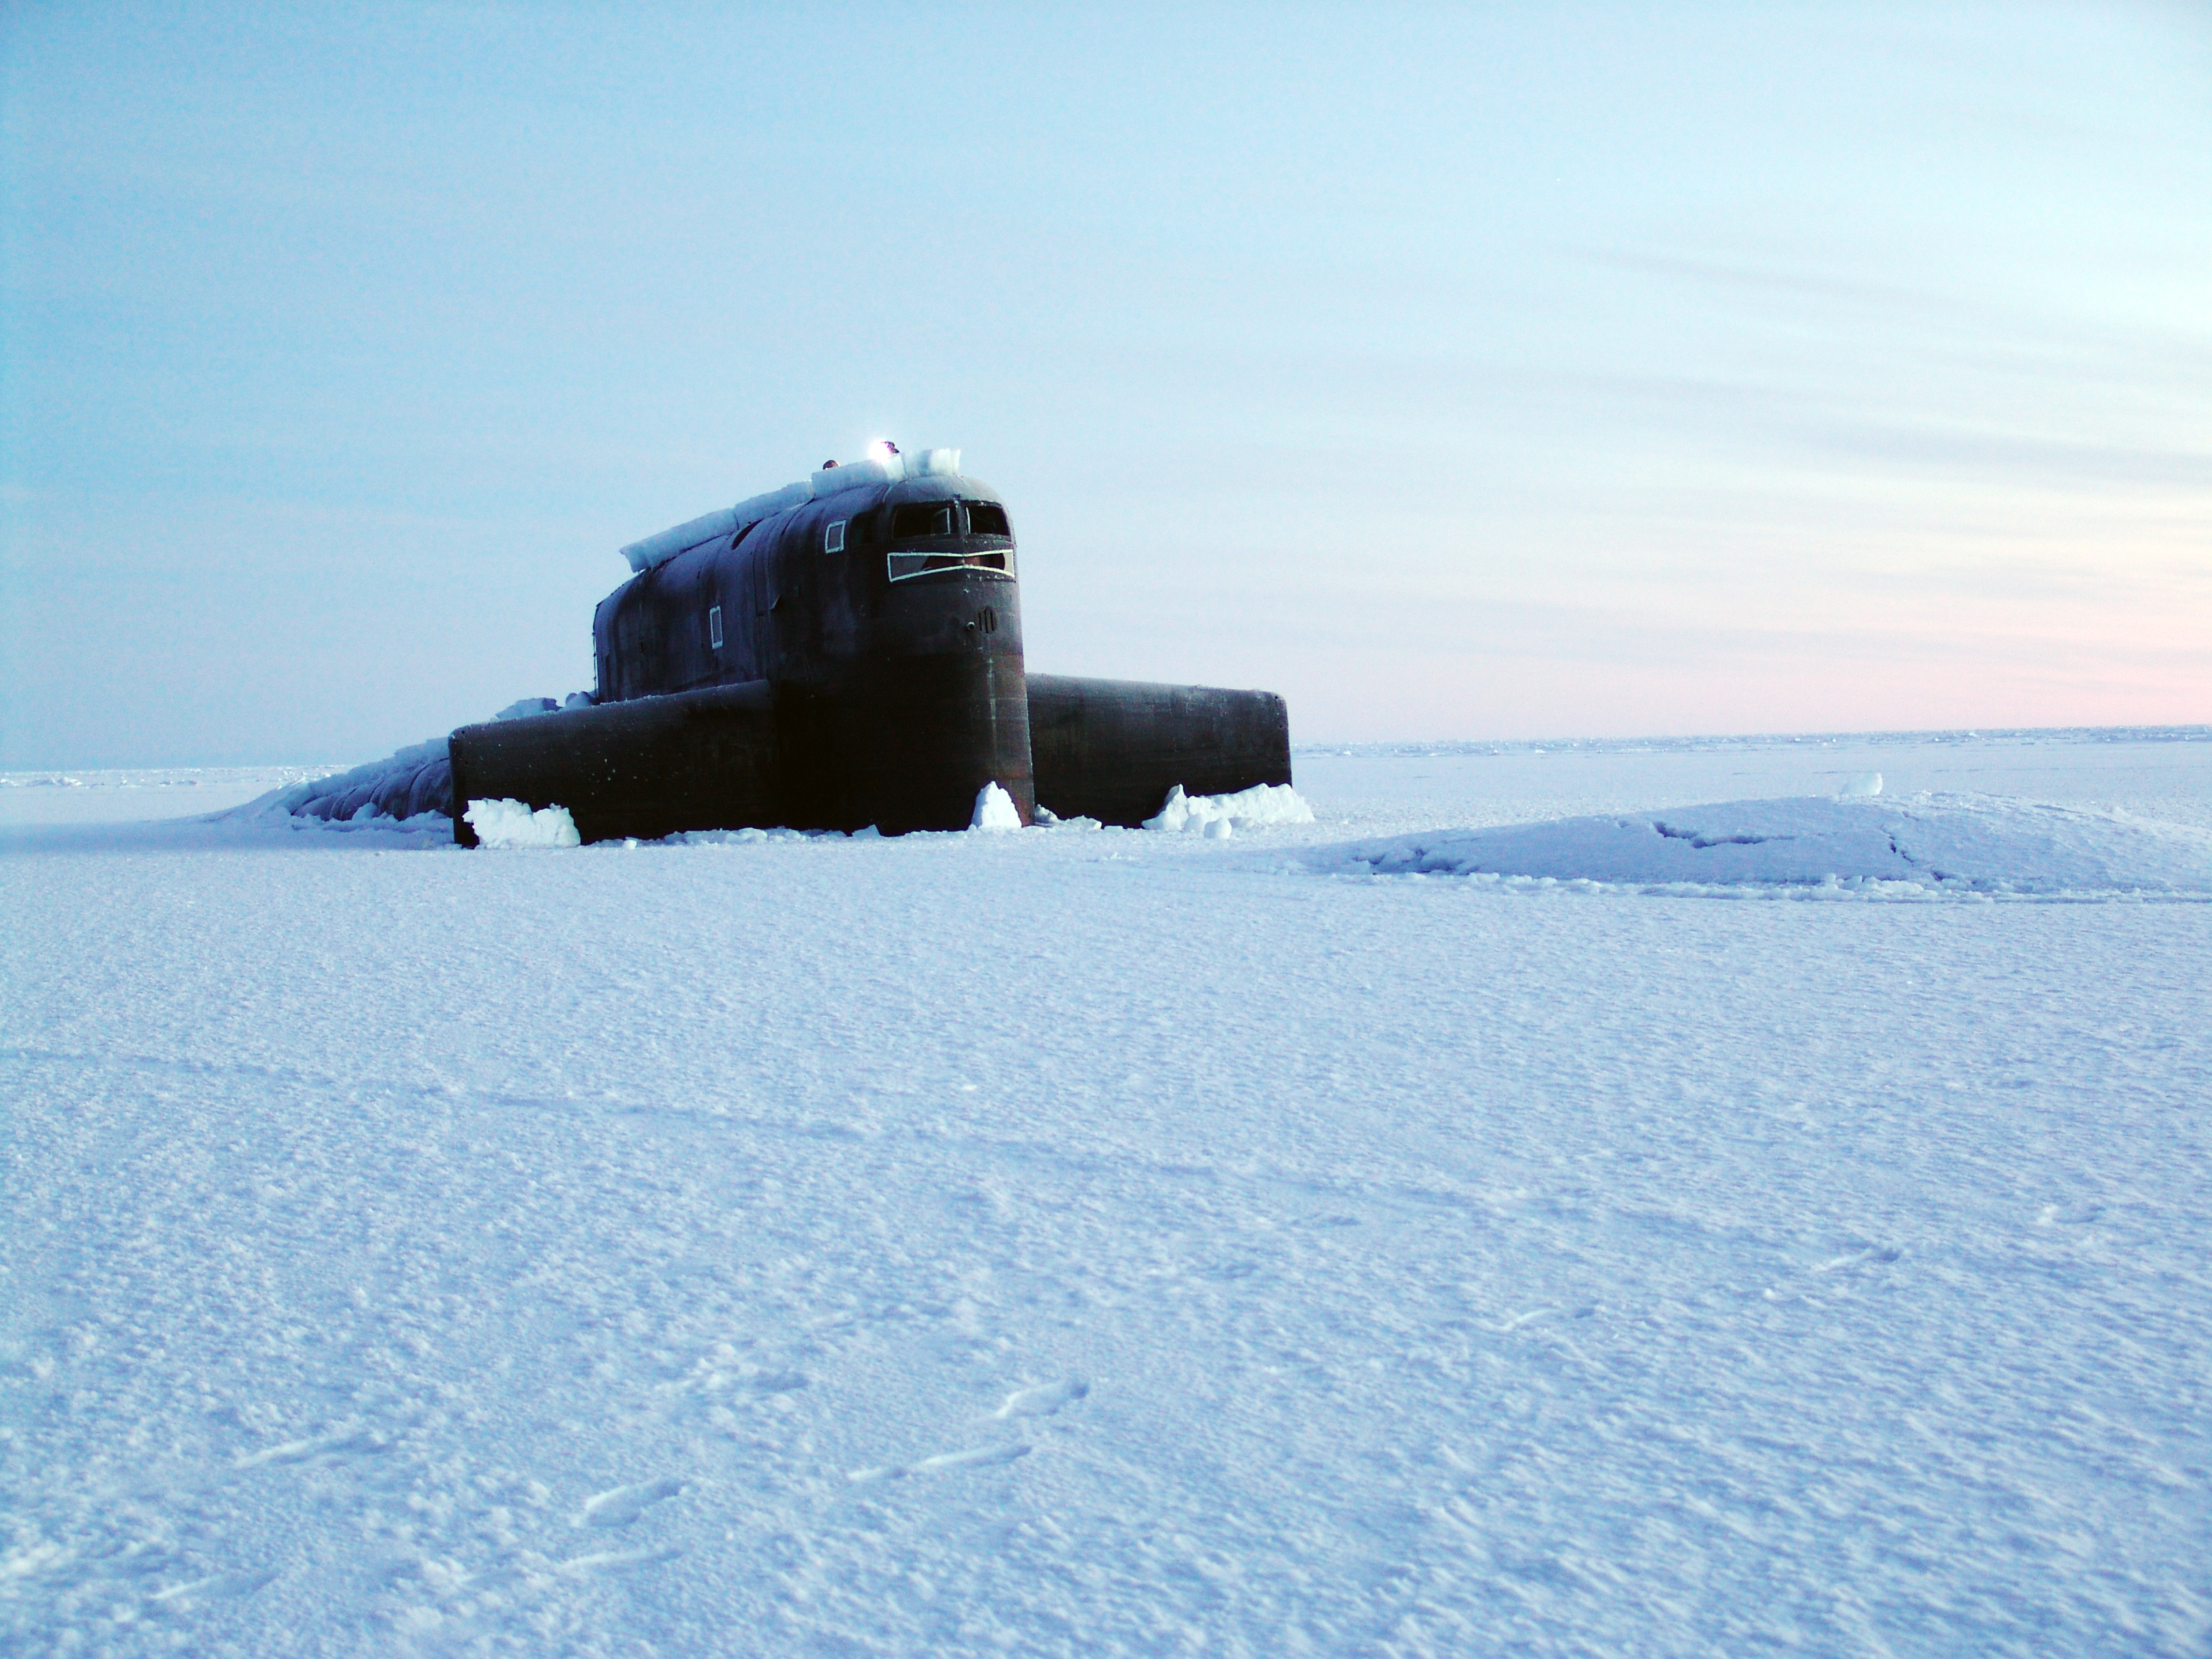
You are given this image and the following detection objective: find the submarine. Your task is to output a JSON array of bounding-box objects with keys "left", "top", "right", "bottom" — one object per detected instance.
[{"left": 444, "top": 445, "right": 1292, "bottom": 843}]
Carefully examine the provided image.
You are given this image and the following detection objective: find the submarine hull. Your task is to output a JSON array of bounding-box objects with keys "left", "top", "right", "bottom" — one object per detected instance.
[
  {"left": 449, "top": 680, "right": 782, "bottom": 846},
  {"left": 447, "top": 670, "right": 1284, "bottom": 843},
  {"left": 438, "top": 459, "right": 1290, "bottom": 844},
  {"left": 1027, "top": 676, "right": 1292, "bottom": 827},
  {"left": 451, "top": 652, "right": 1038, "bottom": 843}
]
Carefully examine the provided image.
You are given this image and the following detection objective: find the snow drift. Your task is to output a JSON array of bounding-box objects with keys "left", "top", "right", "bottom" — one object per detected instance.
[
  {"left": 1145, "top": 782, "right": 1313, "bottom": 834},
  {"left": 462, "top": 798, "right": 581, "bottom": 848},
  {"left": 970, "top": 782, "right": 1022, "bottom": 832},
  {"left": 1331, "top": 794, "right": 2212, "bottom": 895},
  {"left": 264, "top": 738, "right": 453, "bottom": 824}
]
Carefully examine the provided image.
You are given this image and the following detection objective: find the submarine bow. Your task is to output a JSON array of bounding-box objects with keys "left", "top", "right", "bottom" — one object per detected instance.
[{"left": 447, "top": 447, "right": 1290, "bottom": 842}]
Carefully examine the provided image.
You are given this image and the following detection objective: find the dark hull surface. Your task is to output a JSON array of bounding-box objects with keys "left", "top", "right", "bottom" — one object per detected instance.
[{"left": 451, "top": 672, "right": 1286, "bottom": 842}]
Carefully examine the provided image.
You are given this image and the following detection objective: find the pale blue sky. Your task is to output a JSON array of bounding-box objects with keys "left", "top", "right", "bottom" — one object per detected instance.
[{"left": 3, "top": 3, "right": 2207, "bottom": 766}]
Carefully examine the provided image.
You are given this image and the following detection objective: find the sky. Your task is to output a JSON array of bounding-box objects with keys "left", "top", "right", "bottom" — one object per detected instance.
[{"left": 2, "top": 2, "right": 2207, "bottom": 766}]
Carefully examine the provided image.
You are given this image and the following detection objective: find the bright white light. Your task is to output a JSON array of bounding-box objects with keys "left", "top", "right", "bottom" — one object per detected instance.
[{"left": 867, "top": 439, "right": 899, "bottom": 464}]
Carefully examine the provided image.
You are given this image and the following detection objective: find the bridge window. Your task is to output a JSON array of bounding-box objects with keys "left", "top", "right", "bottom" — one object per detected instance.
[
  {"left": 708, "top": 605, "right": 722, "bottom": 649},
  {"left": 965, "top": 501, "right": 1010, "bottom": 538},
  {"left": 889, "top": 501, "right": 955, "bottom": 539},
  {"left": 825, "top": 519, "right": 846, "bottom": 554}
]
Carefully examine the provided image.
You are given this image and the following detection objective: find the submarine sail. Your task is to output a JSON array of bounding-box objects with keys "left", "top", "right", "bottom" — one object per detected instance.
[{"left": 447, "top": 447, "right": 1289, "bottom": 842}]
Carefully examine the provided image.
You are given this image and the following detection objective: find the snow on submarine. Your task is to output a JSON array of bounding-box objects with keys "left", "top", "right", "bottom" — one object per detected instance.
[{"left": 442, "top": 445, "right": 1292, "bottom": 842}]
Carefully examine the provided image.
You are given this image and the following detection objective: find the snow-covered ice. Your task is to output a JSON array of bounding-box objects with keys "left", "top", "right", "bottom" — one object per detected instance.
[
  {"left": 3, "top": 729, "right": 2209, "bottom": 1657},
  {"left": 0, "top": 768, "right": 322, "bottom": 827},
  {"left": 273, "top": 739, "right": 453, "bottom": 826},
  {"left": 1334, "top": 793, "right": 2212, "bottom": 897}
]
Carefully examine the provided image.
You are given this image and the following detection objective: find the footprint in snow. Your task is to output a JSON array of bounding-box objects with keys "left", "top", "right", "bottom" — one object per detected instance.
[
  {"left": 994, "top": 1378, "right": 1088, "bottom": 1419},
  {"left": 1811, "top": 1246, "right": 1902, "bottom": 1274},
  {"left": 847, "top": 1444, "right": 1030, "bottom": 1484},
  {"left": 557, "top": 1547, "right": 681, "bottom": 1576},
  {"left": 2038, "top": 1204, "right": 2103, "bottom": 1226},
  {"left": 151, "top": 1569, "right": 276, "bottom": 1603},
  {"left": 576, "top": 1477, "right": 686, "bottom": 1528},
  {"left": 234, "top": 1427, "right": 386, "bottom": 1468},
  {"left": 1500, "top": 1305, "right": 1597, "bottom": 1332}
]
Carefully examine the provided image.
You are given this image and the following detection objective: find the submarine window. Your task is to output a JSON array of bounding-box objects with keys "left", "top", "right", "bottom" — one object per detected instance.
[
  {"left": 708, "top": 605, "right": 723, "bottom": 649},
  {"left": 890, "top": 501, "right": 955, "bottom": 540},
  {"left": 888, "top": 550, "right": 1010, "bottom": 583},
  {"left": 825, "top": 519, "right": 846, "bottom": 554},
  {"left": 965, "top": 501, "right": 1010, "bottom": 539}
]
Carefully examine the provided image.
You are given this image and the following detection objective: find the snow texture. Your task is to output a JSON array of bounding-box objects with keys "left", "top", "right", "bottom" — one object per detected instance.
[
  {"left": 969, "top": 781, "right": 1021, "bottom": 832},
  {"left": 811, "top": 456, "right": 902, "bottom": 499},
  {"left": 623, "top": 448, "right": 966, "bottom": 573},
  {"left": 4, "top": 729, "right": 2209, "bottom": 1658},
  {"left": 1144, "top": 781, "right": 1315, "bottom": 833},
  {"left": 463, "top": 797, "right": 582, "bottom": 848}
]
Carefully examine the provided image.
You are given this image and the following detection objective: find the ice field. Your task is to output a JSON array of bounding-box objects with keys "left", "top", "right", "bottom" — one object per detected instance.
[{"left": 3, "top": 729, "right": 2209, "bottom": 1656}]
